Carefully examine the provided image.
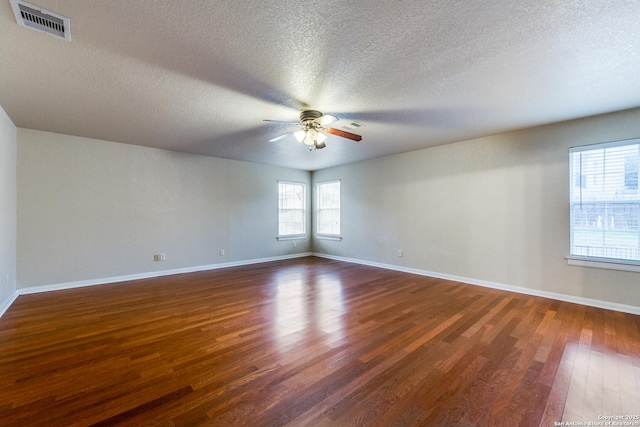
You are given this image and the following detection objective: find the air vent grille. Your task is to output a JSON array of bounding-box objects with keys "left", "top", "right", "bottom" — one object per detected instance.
[
  {"left": 10, "top": 0, "right": 70, "bottom": 41},
  {"left": 342, "top": 122, "right": 365, "bottom": 131}
]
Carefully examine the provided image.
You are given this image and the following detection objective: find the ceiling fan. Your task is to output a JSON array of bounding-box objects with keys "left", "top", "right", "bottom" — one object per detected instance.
[{"left": 264, "top": 110, "right": 362, "bottom": 150}]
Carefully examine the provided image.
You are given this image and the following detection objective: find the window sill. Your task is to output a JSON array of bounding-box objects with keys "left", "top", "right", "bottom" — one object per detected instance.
[
  {"left": 277, "top": 235, "right": 306, "bottom": 241},
  {"left": 567, "top": 256, "right": 640, "bottom": 273},
  {"left": 316, "top": 235, "right": 342, "bottom": 241}
]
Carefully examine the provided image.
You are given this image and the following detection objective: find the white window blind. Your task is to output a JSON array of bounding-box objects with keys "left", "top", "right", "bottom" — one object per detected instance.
[
  {"left": 278, "top": 181, "right": 306, "bottom": 237},
  {"left": 569, "top": 139, "right": 640, "bottom": 264},
  {"left": 317, "top": 180, "right": 340, "bottom": 236}
]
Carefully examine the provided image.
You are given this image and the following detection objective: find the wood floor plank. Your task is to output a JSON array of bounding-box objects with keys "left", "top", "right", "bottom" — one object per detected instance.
[{"left": 0, "top": 256, "right": 638, "bottom": 426}]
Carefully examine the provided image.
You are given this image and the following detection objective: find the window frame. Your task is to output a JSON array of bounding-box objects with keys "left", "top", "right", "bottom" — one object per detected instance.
[
  {"left": 567, "top": 138, "right": 640, "bottom": 272},
  {"left": 316, "top": 179, "right": 342, "bottom": 240},
  {"left": 277, "top": 180, "right": 306, "bottom": 240}
]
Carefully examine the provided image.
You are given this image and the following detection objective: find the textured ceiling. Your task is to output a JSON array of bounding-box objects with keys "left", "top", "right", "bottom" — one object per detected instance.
[{"left": 1, "top": 1, "right": 640, "bottom": 171}]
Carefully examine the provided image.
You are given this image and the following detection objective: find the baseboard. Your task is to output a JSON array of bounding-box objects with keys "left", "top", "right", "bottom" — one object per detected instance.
[
  {"left": 14, "top": 252, "right": 312, "bottom": 297},
  {"left": 5, "top": 252, "right": 638, "bottom": 318},
  {"left": 312, "top": 253, "right": 640, "bottom": 316},
  {"left": 0, "top": 290, "right": 19, "bottom": 318}
]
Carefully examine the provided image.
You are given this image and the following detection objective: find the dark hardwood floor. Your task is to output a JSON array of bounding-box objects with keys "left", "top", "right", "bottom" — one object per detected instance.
[{"left": 1, "top": 257, "right": 639, "bottom": 426}]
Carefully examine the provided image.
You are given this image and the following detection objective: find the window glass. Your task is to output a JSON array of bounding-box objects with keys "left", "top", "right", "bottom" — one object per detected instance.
[
  {"left": 278, "top": 181, "right": 306, "bottom": 237},
  {"left": 570, "top": 139, "right": 640, "bottom": 263},
  {"left": 317, "top": 180, "right": 340, "bottom": 236}
]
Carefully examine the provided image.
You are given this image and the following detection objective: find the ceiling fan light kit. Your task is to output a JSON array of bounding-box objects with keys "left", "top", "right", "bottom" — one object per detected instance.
[{"left": 266, "top": 110, "right": 362, "bottom": 150}]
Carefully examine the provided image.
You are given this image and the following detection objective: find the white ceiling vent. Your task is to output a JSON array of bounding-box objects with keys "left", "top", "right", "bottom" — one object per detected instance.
[
  {"left": 10, "top": 0, "right": 70, "bottom": 42},
  {"left": 341, "top": 122, "right": 365, "bottom": 131}
]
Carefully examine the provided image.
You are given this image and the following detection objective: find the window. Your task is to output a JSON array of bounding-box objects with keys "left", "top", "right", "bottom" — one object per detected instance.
[
  {"left": 569, "top": 138, "right": 640, "bottom": 268},
  {"left": 317, "top": 180, "right": 341, "bottom": 237},
  {"left": 278, "top": 181, "right": 305, "bottom": 238}
]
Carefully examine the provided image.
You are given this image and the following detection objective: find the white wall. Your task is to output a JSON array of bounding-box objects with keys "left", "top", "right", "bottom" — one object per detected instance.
[
  {"left": 17, "top": 129, "right": 311, "bottom": 288},
  {"left": 313, "top": 107, "right": 640, "bottom": 309},
  {"left": 0, "top": 105, "right": 17, "bottom": 307}
]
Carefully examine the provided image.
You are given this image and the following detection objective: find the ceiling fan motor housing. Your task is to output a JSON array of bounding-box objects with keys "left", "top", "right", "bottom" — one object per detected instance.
[{"left": 300, "top": 110, "right": 323, "bottom": 123}]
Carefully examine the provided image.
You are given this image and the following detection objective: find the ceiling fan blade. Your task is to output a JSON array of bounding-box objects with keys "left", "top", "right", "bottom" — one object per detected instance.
[
  {"left": 326, "top": 127, "right": 362, "bottom": 141},
  {"left": 269, "top": 132, "right": 294, "bottom": 142},
  {"left": 263, "top": 119, "right": 299, "bottom": 124},
  {"left": 317, "top": 114, "right": 339, "bottom": 126}
]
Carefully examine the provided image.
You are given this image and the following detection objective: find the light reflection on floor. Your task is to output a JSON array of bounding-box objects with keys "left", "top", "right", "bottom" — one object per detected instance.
[
  {"left": 271, "top": 267, "right": 346, "bottom": 351},
  {"left": 560, "top": 338, "right": 640, "bottom": 422},
  {"left": 315, "top": 274, "right": 345, "bottom": 345}
]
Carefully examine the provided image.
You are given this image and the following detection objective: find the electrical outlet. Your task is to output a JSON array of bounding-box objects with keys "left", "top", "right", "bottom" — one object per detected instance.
[
  {"left": 397, "top": 250, "right": 403, "bottom": 257},
  {"left": 220, "top": 249, "right": 225, "bottom": 256},
  {"left": 293, "top": 241, "right": 297, "bottom": 247},
  {"left": 160, "top": 254, "right": 166, "bottom": 261}
]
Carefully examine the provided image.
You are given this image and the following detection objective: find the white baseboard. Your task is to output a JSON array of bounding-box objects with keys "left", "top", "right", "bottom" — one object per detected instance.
[
  {"left": 0, "top": 290, "right": 19, "bottom": 318},
  {"left": 312, "top": 253, "right": 640, "bottom": 316},
  {"left": 4, "top": 252, "right": 638, "bottom": 318},
  {"left": 13, "top": 252, "right": 312, "bottom": 297}
]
